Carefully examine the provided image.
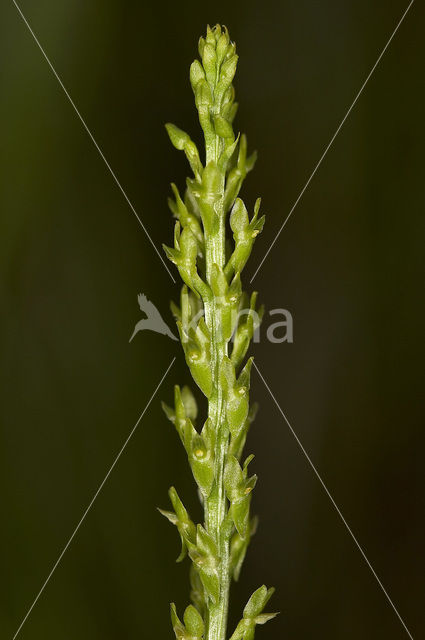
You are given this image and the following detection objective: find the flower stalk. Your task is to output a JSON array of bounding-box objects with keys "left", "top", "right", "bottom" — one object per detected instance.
[{"left": 160, "top": 25, "right": 277, "bottom": 640}]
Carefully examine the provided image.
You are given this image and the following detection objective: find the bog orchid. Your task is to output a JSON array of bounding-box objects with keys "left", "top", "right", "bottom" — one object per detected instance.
[{"left": 161, "top": 25, "right": 277, "bottom": 640}]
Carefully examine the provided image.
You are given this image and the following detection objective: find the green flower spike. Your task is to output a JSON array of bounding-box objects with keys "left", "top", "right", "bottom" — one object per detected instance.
[{"left": 160, "top": 24, "right": 276, "bottom": 640}]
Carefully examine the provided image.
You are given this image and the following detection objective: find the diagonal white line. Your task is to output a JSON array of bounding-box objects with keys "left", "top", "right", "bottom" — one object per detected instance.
[
  {"left": 253, "top": 361, "right": 414, "bottom": 640},
  {"left": 11, "top": 356, "right": 176, "bottom": 640},
  {"left": 12, "top": 0, "right": 176, "bottom": 283},
  {"left": 250, "top": 0, "right": 415, "bottom": 283}
]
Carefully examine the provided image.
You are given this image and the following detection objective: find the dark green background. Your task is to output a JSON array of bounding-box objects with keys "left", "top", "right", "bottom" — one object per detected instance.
[{"left": 1, "top": 1, "right": 423, "bottom": 638}]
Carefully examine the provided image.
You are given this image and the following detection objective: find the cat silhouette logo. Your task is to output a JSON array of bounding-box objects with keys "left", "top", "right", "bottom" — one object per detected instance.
[{"left": 129, "top": 293, "right": 178, "bottom": 342}]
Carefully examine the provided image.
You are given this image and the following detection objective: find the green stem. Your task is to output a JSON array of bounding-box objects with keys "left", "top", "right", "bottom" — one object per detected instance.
[
  {"left": 204, "top": 135, "right": 231, "bottom": 640},
  {"left": 204, "top": 319, "right": 230, "bottom": 640}
]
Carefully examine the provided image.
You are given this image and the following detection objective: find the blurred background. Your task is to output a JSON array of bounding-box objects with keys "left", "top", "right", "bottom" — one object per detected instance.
[{"left": 1, "top": 1, "right": 424, "bottom": 638}]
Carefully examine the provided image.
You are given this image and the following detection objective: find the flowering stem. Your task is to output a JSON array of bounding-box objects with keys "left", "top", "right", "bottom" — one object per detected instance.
[
  {"left": 160, "top": 24, "right": 277, "bottom": 640},
  {"left": 204, "top": 165, "right": 230, "bottom": 639}
]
